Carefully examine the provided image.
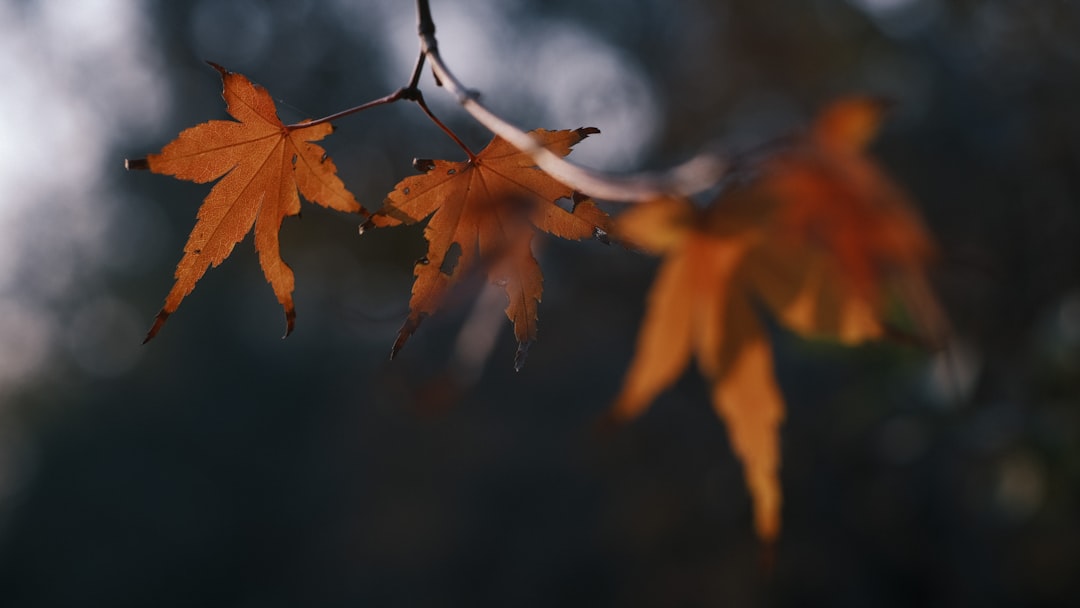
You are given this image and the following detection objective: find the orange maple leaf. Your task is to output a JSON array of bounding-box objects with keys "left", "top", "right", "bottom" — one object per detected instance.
[
  {"left": 127, "top": 63, "right": 364, "bottom": 341},
  {"left": 610, "top": 97, "right": 946, "bottom": 543},
  {"left": 367, "top": 128, "right": 608, "bottom": 369}
]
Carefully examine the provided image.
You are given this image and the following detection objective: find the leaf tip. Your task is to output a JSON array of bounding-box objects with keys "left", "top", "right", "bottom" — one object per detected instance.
[
  {"left": 513, "top": 340, "right": 533, "bottom": 372},
  {"left": 390, "top": 316, "right": 424, "bottom": 360},
  {"left": 389, "top": 335, "right": 407, "bottom": 360},
  {"left": 282, "top": 308, "right": 296, "bottom": 339},
  {"left": 125, "top": 158, "right": 149, "bottom": 171},
  {"left": 813, "top": 96, "right": 894, "bottom": 152},
  {"left": 143, "top": 310, "right": 171, "bottom": 344},
  {"left": 205, "top": 60, "right": 229, "bottom": 76}
]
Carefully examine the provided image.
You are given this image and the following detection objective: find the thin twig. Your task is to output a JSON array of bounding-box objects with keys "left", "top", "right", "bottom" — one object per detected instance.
[
  {"left": 407, "top": 49, "right": 428, "bottom": 90},
  {"left": 414, "top": 0, "right": 727, "bottom": 202}
]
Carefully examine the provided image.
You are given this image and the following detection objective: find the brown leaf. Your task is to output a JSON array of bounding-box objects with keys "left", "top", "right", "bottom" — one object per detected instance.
[
  {"left": 128, "top": 63, "right": 363, "bottom": 341},
  {"left": 369, "top": 128, "right": 607, "bottom": 368},
  {"left": 610, "top": 97, "right": 947, "bottom": 543}
]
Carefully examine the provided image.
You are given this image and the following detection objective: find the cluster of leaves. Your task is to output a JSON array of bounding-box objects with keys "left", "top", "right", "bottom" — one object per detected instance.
[
  {"left": 610, "top": 98, "right": 944, "bottom": 540},
  {"left": 128, "top": 52, "right": 943, "bottom": 545}
]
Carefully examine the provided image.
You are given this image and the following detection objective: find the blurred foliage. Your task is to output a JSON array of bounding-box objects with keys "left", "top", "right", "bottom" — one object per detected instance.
[{"left": 0, "top": 0, "right": 1078, "bottom": 606}]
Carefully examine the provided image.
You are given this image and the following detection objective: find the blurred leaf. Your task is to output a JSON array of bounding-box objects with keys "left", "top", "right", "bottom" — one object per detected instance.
[{"left": 610, "top": 97, "right": 946, "bottom": 543}]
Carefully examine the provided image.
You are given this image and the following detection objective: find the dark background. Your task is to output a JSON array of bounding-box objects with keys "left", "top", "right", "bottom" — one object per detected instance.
[{"left": 0, "top": 0, "right": 1078, "bottom": 606}]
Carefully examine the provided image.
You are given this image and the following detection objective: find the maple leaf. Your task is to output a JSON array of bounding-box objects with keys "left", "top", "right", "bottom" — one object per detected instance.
[
  {"left": 610, "top": 98, "right": 946, "bottom": 543},
  {"left": 127, "top": 63, "right": 364, "bottom": 341},
  {"left": 367, "top": 128, "right": 608, "bottom": 369}
]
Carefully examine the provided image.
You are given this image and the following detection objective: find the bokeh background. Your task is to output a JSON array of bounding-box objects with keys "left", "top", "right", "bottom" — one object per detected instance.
[{"left": 1, "top": 0, "right": 1078, "bottom": 605}]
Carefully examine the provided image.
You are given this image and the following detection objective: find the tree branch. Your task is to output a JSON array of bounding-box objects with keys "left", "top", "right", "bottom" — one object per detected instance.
[{"left": 414, "top": 0, "right": 726, "bottom": 202}]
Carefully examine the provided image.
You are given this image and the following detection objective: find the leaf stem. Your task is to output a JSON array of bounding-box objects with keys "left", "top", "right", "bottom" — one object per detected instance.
[
  {"left": 408, "top": 89, "right": 477, "bottom": 161},
  {"left": 284, "top": 89, "right": 408, "bottom": 130},
  {"left": 413, "top": 0, "right": 727, "bottom": 202},
  {"left": 283, "top": 45, "right": 475, "bottom": 163}
]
